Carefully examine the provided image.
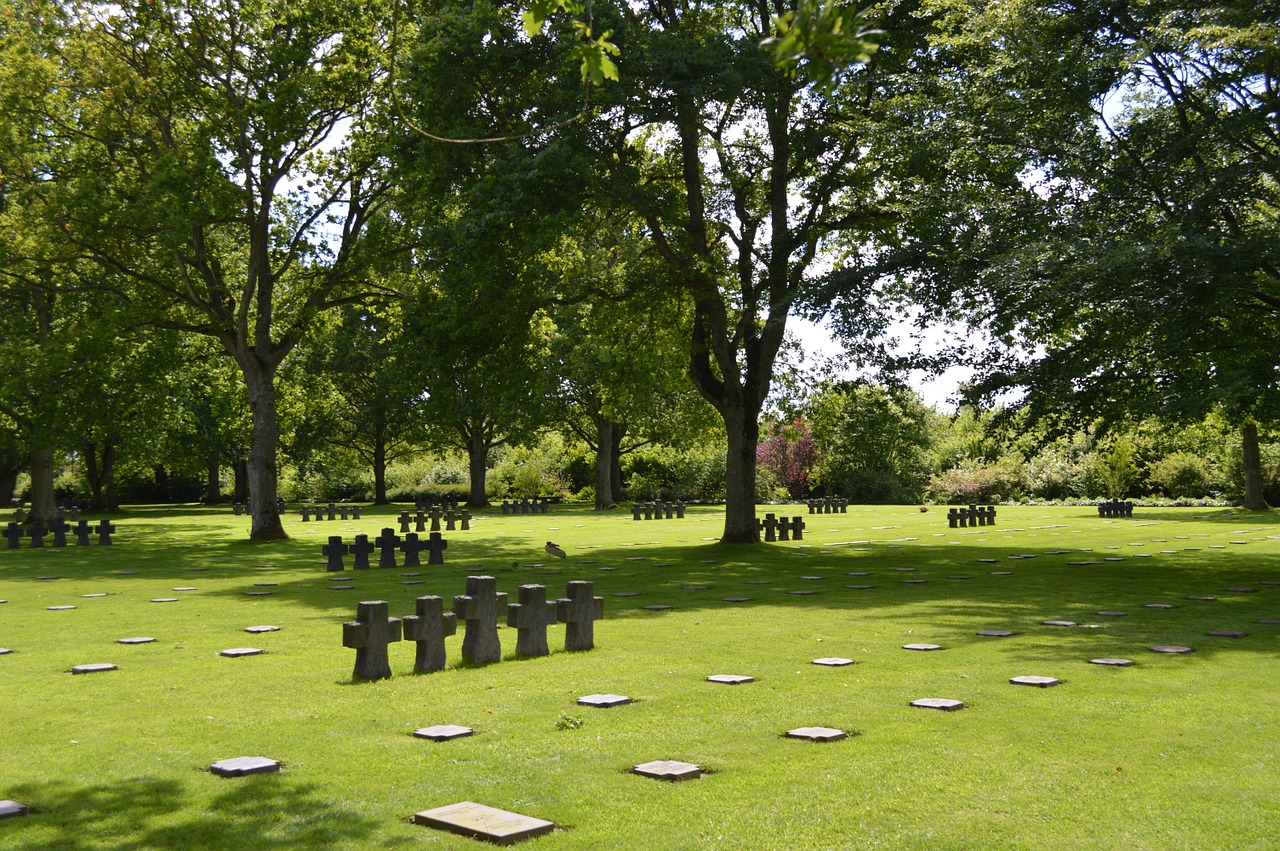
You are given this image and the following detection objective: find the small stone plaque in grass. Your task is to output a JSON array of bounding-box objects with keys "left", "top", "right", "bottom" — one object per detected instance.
[
  {"left": 1257, "top": 619, "right": 1280, "bottom": 625},
  {"left": 414, "top": 801, "right": 555, "bottom": 845},
  {"left": 1151, "top": 645, "right": 1194, "bottom": 654},
  {"left": 173, "top": 586, "right": 198, "bottom": 592},
  {"left": 977, "top": 630, "right": 1014, "bottom": 637},
  {"left": 992, "top": 571, "right": 1014, "bottom": 575},
  {"left": 151, "top": 598, "right": 179, "bottom": 603},
  {"left": 633, "top": 760, "right": 703, "bottom": 780},
  {"left": 721, "top": 597, "right": 751, "bottom": 603},
  {"left": 115, "top": 571, "right": 137, "bottom": 575},
  {"left": 329, "top": 585, "right": 354, "bottom": 590},
  {"left": 577, "top": 694, "right": 631, "bottom": 708},
  {"left": 903, "top": 643, "right": 943, "bottom": 651},
  {"left": 0, "top": 648, "right": 12, "bottom": 655},
  {"left": 977, "top": 559, "right": 997, "bottom": 563},
  {"left": 847, "top": 572, "right": 870, "bottom": 576},
  {"left": 82, "top": 593, "right": 108, "bottom": 598},
  {"left": 244, "top": 591, "right": 272, "bottom": 597},
  {"left": 1103, "top": 557, "right": 1125, "bottom": 562},
  {"left": 642, "top": 605, "right": 671, "bottom": 611},
  {"left": 244, "top": 625, "right": 279, "bottom": 634},
  {"left": 895, "top": 567, "right": 916, "bottom": 572},
  {"left": 414, "top": 725, "right": 474, "bottom": 741},
  {"left": 1206, "top": 631, "right": 1247, "bottom": 639},
  {"left": 0, "top": 800, "right": 28, "bottom": 820},
  {"left": 744, "top": 580, "right": 771, "bottom": 585},
  {"left": 800, "top": 576, "right": 824, "bottom": 581},
  {"left": 707, "top": 674, "right": 754, "bottom": 685},
  {"left": 949, "top": 576, "right": 972, "bottom": 580},
  {"left": 1042, "top": 620, "right": 1076, "bottom": 627},
  {"left": 71, "top": 663, "right": 117, "bottom": 674},
  {"left": 1145, "top": 603, "right": 1177, "bottom": 609},
  {"left": 789, "top": 590, "right": 817, "bottom": 596},
  {"left": 210, "top": 756, "right": 280, "bottom": 777},
  {"left": 47, "top": 605, "right": 77, "bottom": 611},
  {"left": 220, "top": 648, "right": 262, "bottom": 658},
  {"left": 682, "top": 585, "right": 709, "bottom": 591},
  {"left": 36, "top": 576, "right": 59, "bottom": 581},
  {"left": 1097, "top": 611, "right": 1128, "bottom": 617},
  {"left": 401, "top": 572, "right": 423, "bottom": 577},
  {"left": 1010, "top": 675, "right": 1060, "bottom": 687},
  {"left": 1225, "top": 588, "right": 1258, "bottom": 593},
  {"left": 812, "top": 657, "right": 854, "bottom": 667},
  {"left": 117, "top": 637, "right": 155, "bottom": 645},
  {"left": 847, "top": 585, "right": 873, "bottom": 590},
  {"left": 786, "top": 727, "right": 846, "bottom": 742},
  {"left": 902, "top": 579, "right": 927, "bottom": 584},
  {"left": 1187, "top": 596, "right": 1216, "bottom": 602},
  {"left": 1089, "top": 658, "right": 1134, "bottom": 667},
  {"left": 612, "top": 592, "right": 639, "bottom": 597},
  {"left": 187, "top": 567, "right": 207, "bottom": 572},
  {"left": 911, "top": 698, "right": 964, "bottom": 711},
  {"left": 254, "top": 582, "right": 277, "bottom": 587}
]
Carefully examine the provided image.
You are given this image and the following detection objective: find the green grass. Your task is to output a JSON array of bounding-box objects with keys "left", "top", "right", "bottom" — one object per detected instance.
[{"left": 1, "top": 504, "right": 1277, "bottom": 849}]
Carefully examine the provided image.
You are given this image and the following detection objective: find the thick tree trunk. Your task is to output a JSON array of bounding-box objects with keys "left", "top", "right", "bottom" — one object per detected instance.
[
  {"left": 27, "top": 446, "right": 56, "bottom": 525},
  {"left": 244, "top": 364, "right": 286, "bottom": 539},
  {"left": 593, "top": 419, "right": 616, "bottom": 510},
  {"left": 85, "top": 441, "right": 102, "bottom": 509},
  {"left": 466, "top": 432, "right": 489, "bottom": 507},
  {"left": 204, "top": 448, "right": 222, "bottom": 505},
  {"left": 1241, "top": 421, "right": 1269, "bottom": 510},
  {"left": 720, "top": 403, "right": 761, "bottom": 543},
  {"left": 0, "top": 468, "right": 16, "bottom": 506},
  {"left": 85, "top": 439, "right": 118, "bottom": 512},
  {"left": 233, "top": 454, "right": 249, "bottom": 503},
  {"left": 610, "top": 425, "right": 625, "bottom": 501},
  {"left": 373, "top": 436, "right": 387, "bottom": 504}
]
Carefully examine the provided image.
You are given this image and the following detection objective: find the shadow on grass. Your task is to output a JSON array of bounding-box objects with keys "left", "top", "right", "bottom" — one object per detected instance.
[{"left": 5, "top": 774, "right": 379, "bottom": 850}]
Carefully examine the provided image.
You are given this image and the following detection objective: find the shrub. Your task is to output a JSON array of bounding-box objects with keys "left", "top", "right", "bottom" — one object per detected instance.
[
  {"left": 1147, "top": 451, "right": 1215, "bottom": 498},
  {"left": 925, "top": 458, "right": 1025, "bottom": 504}
]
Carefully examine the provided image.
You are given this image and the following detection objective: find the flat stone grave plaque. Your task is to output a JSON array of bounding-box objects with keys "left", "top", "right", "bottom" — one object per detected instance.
[
  {"left": 1209, "top": 545, "right": 1226, "bottom": 549},
  {"left": 173, "top": 586, "right": 197, "bottom": 591},
  {"left": 903, "top": 643, "right": 943, "bottom": 651},
  {"left": 1151, "top": 645, "right": 1194, "bottom": 654},
  {"left": 895, "top": 567, "right": 916, "bottom": 572},
  {"left": 151, "top": 598, "right": 179, "bottom": 603},
  {"left": 47, "top": 605, "right": 77, "bottom": 611},
  {"left": 1225, "top": 588, "right": 1257, "bottom": 593},
  {"left": 403, "top": 580, "right": 424, "bottom": 586},
  {"left": 1145, "top": 603, "right": 1176, "bottom": 609},
  {"left": 115, "top": 571, "right": 137, "bottom": 575},
  {"left": 992, "top": 571, "right": 1013, "bottom": 575},
  {"left": 626, "top": 557, "right": 645, "bottom": 561},
  {"left": 707, "top": 674, "right": 754, "bottom": 685},
  {"left": 1089, "top": 658, "right": 1133, "bottom": 667},
  {"left": 1010, "top": 675, "right": 1060, "bottom": 687},
  {"left": 36, "top": 576, "right": 59, "bottom": 581},
  {"left": 1097, "top": 611, "right": 1128, "bottom": 617},
  {"left": 789, "top": 590, "right": 817, "bottom": 595},
  {"left": 414, "top": 725, "right": 474, "bottom": 741},
  {"left": 1187, "top": 596, "right": 1216, "bottom": 601},
  {"left": 977, "top": 630, "right": 1014, "bottom": 637},
  {"left": 722, "top": 597, "right": 751, "bottom": 603},
  {"left": 847, "top": 585, "right": 873, "bottom": 590},
  {"left": 401, "top": 572, "right": 422, "bottom": 577},
  {"left": 244, "top": 591, "right": 271, "bottom": 596},
  {"left": 1042, "top": 620, "right": 1076, "bottom": 627},
  {"left": 117, "top": 637, "right": 155, "bottom": 644},
  {"left": 911, "top": 698, "right": 964, "bottom": 711},
  {"left": 71, "top": 663, "right": 117, "bottom": 674},
  {"left": 1069, "top": 561, "right": 1100, "bottom": 566},
  {"left": 577, "top": 694, "right": 631, "bottom": 708},
  {"left": 82, "top": 593, "right": 108, "bottom": 598},
  {"left": 800, "top": 576, "right": 824, "bottom": 581},
  {"left": 1103, "top": 557, "right": 1124, "bottom": 562},
  {"left": 642, "top": 605, "right": 671, "bottom": 611},
  {"left": 977, "top": 559, "right": 997, "bottom": 563},
  {"left": 187, "top": 567, "right": 207, "bottom": 572},
  {"left": 633, "top": 760, "right": 702, "bottom": 780},
  {"left": 245, "top": 625, "right": 279, "bottom": 634},
  {"left": 682, "top": 585, "right": 709, "bottom": 591},
  {"left": 330, "top": 585, "right": 354, "bottom": 590},
  {"left": 220, "top": 648, "right": 262, "bottom": 658},
  {"left": 0, "top": 648, "right": 12, "bottom": 654},
  {"left": 0, "top": 801, "right": 28, "bottom": 820},
  {"left": 1206, "top": 630, "right": 1246, "bottom": 639},
  {"left": 812, "top": 657, "right": 854, "bottom": 666},
  {"left": 254, "top": 582, "right": 277, "bottom": 587},
  {"left": 612, "top": 592, "right": 639, "bottom": 597},
  {"left": 847, "top": 572, "right": 870, "bottom": 576},
  {"left": 414, "top": 801, "right": 555, "bottom": 845},
  {"left": 902, "top": 579, "right": 927, "bottom": 584},
  {"left": 1134, "top": 553, "right": 1151, "bottom": 558},
  {"left": 210, "top": 756, "right": 280, "bottom": 777},
  {"left": 786, "top": 726, "right": 846, "bottom": 742},
  {"left": 745, "top": 580, "right": 770, "bottom": 585},
  {"left": 949, "top": 576, "right": 971, "bottom": 580}
]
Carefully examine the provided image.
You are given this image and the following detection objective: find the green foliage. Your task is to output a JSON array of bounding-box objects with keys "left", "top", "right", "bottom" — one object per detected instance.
[
  {"left": 623, "top": 443, "right": 727, "bottom": 502},
  {"left": 1147, "top": 451, "right": 1216, "bottom": 500},
  {"left": 1092, "top": 438, "right": 1141, "bottom": 500},
  {"left": 553, "top": 712, "right": 585, "bottom": 731},
  {"left": 487, "top": 435, "right": 574, "bottom": 499},
  {"left": 764, "top": 0, "right": 881, "bottom": 93},
  {"left": 925, "top": 457, "right": 1024, "bottom": 504}
]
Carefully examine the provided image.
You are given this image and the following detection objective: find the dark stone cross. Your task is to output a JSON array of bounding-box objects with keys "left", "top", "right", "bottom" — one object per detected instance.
[
  {"left": 507, "top": 584, "right": 559, "bottom": 657},
  {"left": 414, "top": 511, "right": 427, "bottom": 532},
  {"left": 50, "top": 517, "right": 70, "bottom": 547},
  {"left": 400, "top": 533, "right": 429, "bottom": 567},
  {"left": 375, "top": 528, "right": 401, "bottom": 569},
  {"left": 234, "top": 503, "right": 244, "bottom": 516},
  {"left": 350, "top": 534, "right": 375, "bottom": 570},
  {"left": 453, "top": 575, "right": 507, "bottom": 664},
  {"left": 402, "top": 595, "right": 457, "bottom": 672},
  {"left": 663, "top": 502, "right": 674, "bottom": 519},
  {"left": 339, "top": 505, "right": 350, "bottom": 520},
  {"left": 28, "top": 522, "right": 47, "bottom": 548},
  {"left": 444, "top": 510, "right": 456, "bottom": 531},
  {"left": 2, "top": 523, "right": 21, "bottom": 549},
  {"left": 430, "top": 506, "right": 442, "bottom": 531},
  {"left": 74, "top": 519, "right": 92, "bottom": 546},
  {"left": 557, "top": 580, "right": 604, "bottom": 651},
  {"left": 326, "top": 503, "right": 337, "bottom": 521},
  {"left": 351, "top": 506, "right": 362, "bottom": 520},
  {"left": 425, "top": 532, "right": 448, "bottom": 565},
  {"left": 398, "top": 511, "right": 412, "bottom": 533},
  {"left": 643, "top": 503, "right": 653, "bottom": 520},
  {"left": 342, "top": 600, "right": 401, "bottom": 681},
  {"left": 323, "top": 536, "right": 349, "bottom": 571},
  {"left": 777, "top": 517, "right": 792, "bottom": 542},
  {"left": 676, "top": 501, "right": 686, "bottom": 518},
  {"left": 501, "top": 500, "right": 510, "bottom": 515},
  {"left": 301, "top": 506, "right": 312, "bottom": 522},
  {"left": 632, "top": 504, "right": 642, "bottom": 521},
  {"left": 791, "top": 516, "right": 806, "bottom": 540},
  {"left": 759, "top": 513, "right": 778, "bottom": 543}
]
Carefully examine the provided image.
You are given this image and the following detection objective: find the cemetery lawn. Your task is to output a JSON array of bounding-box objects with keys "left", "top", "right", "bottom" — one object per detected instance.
[{"left": 1, "top": 504, "right": 1277, "bottom": 850}]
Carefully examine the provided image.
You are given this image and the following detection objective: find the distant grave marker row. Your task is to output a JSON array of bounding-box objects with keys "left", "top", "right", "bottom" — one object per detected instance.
[
  {"left": 756, "top": 513, "right": 806, "bottom": 542},
  {"left": 399, "top": 507, "right": 471, "bottom": 533},
  {"left": 947, "top": 505, "right": 997, "bottom": 528},
  {"left": 501, "top": 498, "right": 549, "bottom": 515},
  {"left": 631, "top": 501, "right": 686, "bottom": 520},
  {"left": 807, "top": 497, "right": 848, "bottom": 514},
  {"left": 300, "top": 503, "right": 362, "bottom": 522},
  {"left": 4, "top": 519, "right": 114, "bottom": 549},
  {"left": 1098, "top": 500, "right": 1134, "bottom": 518},
  {"left": 322, "top": 530, "right": 447, "bottom": 570}
]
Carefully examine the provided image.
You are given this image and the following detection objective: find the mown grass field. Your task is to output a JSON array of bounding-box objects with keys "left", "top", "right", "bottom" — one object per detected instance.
[{"left": 1, "top": 503, "right": 1276, "bottom": 849}]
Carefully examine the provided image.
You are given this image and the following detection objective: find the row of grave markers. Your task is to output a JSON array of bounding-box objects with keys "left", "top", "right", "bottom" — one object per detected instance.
[
  {"left": 807, "top": 497, "right": 849, "bottom": 514},
  {"left": 4, "top": 519, "right": 114, "bottom": 549},
  {"left": 1098, "top": 500, "right": 1135, "bottom": 518},
  {"left": 947, "top": 505, "right": 997, "bottom": 528},
  {"left": 502, "top": 498, "right": 551, "bottom": 515},
  {"left": 758, "top": 513, "right": 806, "bottom": 542},
  {"left": 631, "top": 501, "right": 686, "bottom": 520},
  {"left": 342, "top": 577, "right": 603, "bottom": 679},
  {"left": 398, "top": 507, "right": 470, "bottom": 532},
  {"left": 232, "top": 498, "right": 288, "bottom": 516},
  {"left": 322, "top": 531, "right": 447, "bottom": 570},
  {"left": 299, "top": 504, "right": 361, "bottom": 522}
]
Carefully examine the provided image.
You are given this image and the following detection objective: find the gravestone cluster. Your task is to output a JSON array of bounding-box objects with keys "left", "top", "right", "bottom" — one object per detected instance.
[
  {"left": 301, "top": 503, "right": 361, "bottom": 522},
  {"left": 947, "top": 505, "right": 997, "bottom": 528},
  {"left": 757, "top": 513, "right": 806, "bottom": 542},
  {"left": 398, "top": 506, "right": 471, "bottom": 533},
  {"left": 322, "top": 530, "right": 447, "bottom": 571},
  {"left": 501, "top": 498, "right": 550, "bottom": 515},
  {"left": 341, "top": 577, "right": 604, "bottom": 680},
  {"left": 1098, "top": 500, "right": 1134, "bottom": 518},
  {"left": 631, "top": 501, "right": 686, "bottom": 521},
  {"left": 4, "top": 518, "right": 114, "bottom": 549},
  {"left": 806, "top": 497, "right": 848, "bottom": 514}
]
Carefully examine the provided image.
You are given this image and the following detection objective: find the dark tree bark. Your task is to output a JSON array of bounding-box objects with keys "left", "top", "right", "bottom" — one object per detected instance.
[
  {"left": 84, "top": 438, "right": 119, "bottom": 512},
  {"left": 1242, "top": 422, "right": 1269, "bottom": 510},
  {"left": 233, "top": 454, "right": 249, "bottom": 503},
  {"left": 204, "top": 448, "right": 222, "bottom": 505},
  {"left": 243, "top": 365, "right": 286, "bottom": 538},
  {"left": 27, "top": 446, "right": 56, "bottom": 525},
  {"left": 610, "top": 424, "right": 625, "bottom": 501},
  {"left": 372, "top": 435, "right": 388, "bottom": 504},
  {"left": 593, "top": 419, "right": 616, "bottom": 510},
  {"left": 465, "top": 429, "right": 490, "bottom": 508}
]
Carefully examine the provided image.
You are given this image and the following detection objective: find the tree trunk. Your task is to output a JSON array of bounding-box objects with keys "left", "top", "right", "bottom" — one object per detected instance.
[
  {"left": 610, "top": 424, "right": 625, "bottom": 501},
  {"left": 466, "top": 431, "right": 489, "bottom": 507},
  {"left": 204, "top": 448, "right": 222, "bottom": 505},
  {"left": 244, "top": 364, "right": 287, "bottom": 539},
  {"left": 373, "top": 435, "right": 388, "bottom": 504},
  {"left": 720, "top": 402, "right": 761, "bottom": 543},
  {"left": 593, "top": 419, "right": 616, "bottom": 510},
  {"left": 1241, "top": 421, "right": 1269, "bottom": 510},
  {"left": 85, "top": 441, "right": 103, "bottom": 509},
  {"left": 27, "top": 446, "right": 56, "bottom": 525},
  {"left": 100, "top": 440, "right": 117, "bottom": 512},
  {"left": 0, "top": 468, "right": 16, "bottom": 506},
  {"left": 233, "top": 454, "right": 249, "bottom": 503}
]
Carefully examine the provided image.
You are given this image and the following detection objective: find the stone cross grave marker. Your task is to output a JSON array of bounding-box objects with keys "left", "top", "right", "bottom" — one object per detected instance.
[
  {"left": 777, "top": 517, "right": 792, "bottom": 541},
  {"left": 557, "top": 580, "right": 603, "bottom": 651},
  {"left": 342, "top": 600, "right": 401, "bottom": 680},
  {"left": 339, "top": 505, "right": 350, "bottom": 520},
  {"left": 760, "top": 513, "right": 778, "bottom": 542},
  {"left": 445, "top": 510, "right": 457, "bottom": 531},
  {"left": 74, "top": 519, "right": 92, "bottom": 546},
  {"left": 50, "top": 517, "right": 70, "bottom": 547},
  {"left": 2, "top": 523, "right": 20, "bottom": 549},
  {"left": 508, "top": 584, "right": 559, "bottom": 657},
  {"left": 413, "top": 802, "right": 555, "bottom": 845},
  {"left": 631, "top": 504, "right": 642, "bottom": 521},
  {"left": 350, "top": 534, "right": 374, "bottom": 570},
  {"left": 430, "top": 505, "right": 443, "bottom": 531},
  {"left": 402, "top": 595, "right": 457, "bottom": 673},
  {"left": 327, "top": 503, "right": 336, "bottom": 521},
  {"left": 323, "top": 536, "right": 349, "bottom": 572},
  {"left": 96, "top": 519, "right": 115, "bottom": 545},
  {"left": 400, "top": 533, "right": 428, "bottom": 568},
  {"left": 27, "top": 522, "right": 47, "bottom": 547},
  {"left": 375, "top": 529, "right": 400, "bottom": 569},
  {"left": 791, "top": 516, "right": 805, "bottom": 540},
  {"left": 460, "top": 509, "right": 471, "bottom": 531},
  {"left": 453, "top": 576, "right": 506, "bottom": 664},
  {"left": 398, "top": 511, "right": 412, "bottom": 533},
  {"left": 425, "top": 532, "right": 448, "bottom": 565}
]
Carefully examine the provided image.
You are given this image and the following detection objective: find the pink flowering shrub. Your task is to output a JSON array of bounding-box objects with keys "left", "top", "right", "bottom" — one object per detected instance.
[{"left": 757, "top": 419, "right": 817, "bottom": 498}]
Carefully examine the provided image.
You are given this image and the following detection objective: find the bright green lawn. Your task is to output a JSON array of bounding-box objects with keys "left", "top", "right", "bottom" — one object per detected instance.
[{"left": 1, "top": 504, "right": 1277, "bottom": 850}]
